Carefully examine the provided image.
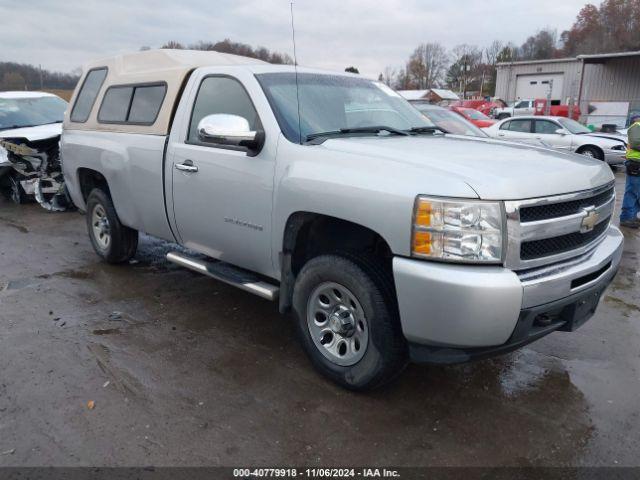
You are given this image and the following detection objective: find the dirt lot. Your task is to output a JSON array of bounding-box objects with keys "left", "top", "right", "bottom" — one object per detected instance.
[{"left": 0, "top": 171, "right": 639, "bottom": 467}]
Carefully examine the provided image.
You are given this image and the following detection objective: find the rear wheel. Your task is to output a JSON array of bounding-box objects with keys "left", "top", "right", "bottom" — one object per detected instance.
[
  {"left": 497, "top": 113, "right": 511, "bottom": 120},
  {"left": 86, "top": 188, "right": 138, "bottom": 263},
  {"left": 292, "top": 254, "right": 408, "bottom": 391}
]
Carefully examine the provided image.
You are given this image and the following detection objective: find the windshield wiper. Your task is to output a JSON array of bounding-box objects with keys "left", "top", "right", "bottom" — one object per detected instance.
[
  {"left": 407, "top": 126, "right": 448, "bottom": 134},
  {"left": 306, "top": 126, "right": 410, "bottom": 143}
]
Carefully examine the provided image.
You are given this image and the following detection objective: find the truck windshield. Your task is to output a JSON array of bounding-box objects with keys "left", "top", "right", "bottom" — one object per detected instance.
[
  {"left": 256, "top": 72, "right": 435, "bottom": 143},
  {"left": 0, "top": 95, "right": 67, "bottom": 131}
]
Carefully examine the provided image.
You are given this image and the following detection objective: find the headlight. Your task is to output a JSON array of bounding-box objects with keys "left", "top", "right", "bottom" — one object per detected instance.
[
  {"left": 412, "top": 196, "right": 504, "bottom": 263},
  {"left": 611, "top": 144, "right": 625, "bottom": 151}
]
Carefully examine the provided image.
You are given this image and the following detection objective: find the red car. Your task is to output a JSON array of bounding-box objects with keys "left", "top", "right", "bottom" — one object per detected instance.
[
  {"left": 450, "top": 99, "right": 507, "bottom": 117},
  {"left": 449, "top": 106, "right": 496, "bottom": 128}
]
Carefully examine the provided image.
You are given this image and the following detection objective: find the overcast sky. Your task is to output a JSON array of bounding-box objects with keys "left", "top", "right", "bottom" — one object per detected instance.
[{"left": 0, "top": 0, "right": 590, "bottom": 77}]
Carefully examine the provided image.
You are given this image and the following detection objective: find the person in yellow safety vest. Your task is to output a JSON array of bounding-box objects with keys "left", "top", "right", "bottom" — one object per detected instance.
[{"left": 620, "top": 115, "right": 640, "bottom": 229}]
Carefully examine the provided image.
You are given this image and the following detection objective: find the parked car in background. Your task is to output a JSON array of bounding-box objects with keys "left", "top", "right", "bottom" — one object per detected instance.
[
  {"left": 493, "top": 99, "right": 535, "bottom": 119},
  {"left": 62, "top": 50, "right": 622, "bottom": 390},
  {"left": 412, "top": 103, "right": 488, "bottom": 137},
  {"left": 449, "top": 106, "right": 496, "bottom": 128},
  {"left": 415, "top": 104, "right": 547, "bottom": 147},
  {"left": 0, "top": 91, "right": 71, "bottom": 210},
  {"left": 533, "top": 99, "right": 581, "bottom": 121},
  {"left": 494, "top": 99, "right": 581, "bottom": 121},
  {"left": 484, "top": 116, "right": 627, "bottom": 165},
  {"left": 450, "top": 99, "right": 507, "bottom": 117}
]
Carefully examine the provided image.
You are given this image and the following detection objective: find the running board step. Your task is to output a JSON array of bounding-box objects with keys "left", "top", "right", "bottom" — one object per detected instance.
[{"left": 166, "top": 252, "right": 279, "bottom": 301}]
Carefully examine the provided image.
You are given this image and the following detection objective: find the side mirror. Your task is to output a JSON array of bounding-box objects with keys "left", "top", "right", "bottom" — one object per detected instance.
[
  {"left": 555, "top": 128, "right": 569, "bottom": 136},
  {"left": 197, "top": 114, "right": 264, "bottom": 153}
]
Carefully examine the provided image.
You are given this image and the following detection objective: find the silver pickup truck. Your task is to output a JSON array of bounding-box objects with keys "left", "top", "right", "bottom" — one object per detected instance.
[{"left": 61, "top": 50, "right": 623, "bottom": 390}]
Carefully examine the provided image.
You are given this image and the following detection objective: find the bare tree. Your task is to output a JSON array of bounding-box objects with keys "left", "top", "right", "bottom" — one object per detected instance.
[
  {"left": 483, "top": 40, "right": 503, "bottom": 96},
  {"left": 158, "top": 38, "right": 292, "bottom": 65},
  {"left": 485, "top": 40, "right": 503, "bottom": 66},
  {"left": 519, "top": 29, "right": 558, "bottom": 60},
  {"left": 161, "top": 41, "right": 185, "bottom": 49},
  {"left": 407, "top": 43, "right": 449, "bottom": 89},
  {"left": 447, "top": 44, "right": 483, "bottom": 98},
  {"left": 379, "top": 67, "right": 396, "bottom": 87},
  {"left": 394, "top": 67, "right": 413, "bottom": 90}
]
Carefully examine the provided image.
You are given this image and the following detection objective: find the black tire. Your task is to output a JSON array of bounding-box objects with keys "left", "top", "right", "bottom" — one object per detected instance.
[
  {"left": 2, "top": 174, "right": 27, "bottom": 204},
  {"left": 292, "top": 253, "right": 408, "bottom": 391},
  {"left": 578, "top": 146, "right": 604, "bottom": 161},
  {"left": 86, "top": 188, "right": 138, "bottom": 263},
  {"left": 497, "top": 113, "right": 511, "bottom": 120}
]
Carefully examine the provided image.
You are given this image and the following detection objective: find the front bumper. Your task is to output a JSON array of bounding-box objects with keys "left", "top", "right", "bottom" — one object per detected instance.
[
  {"left": 604, "top": 151, "right": 626, "bottom": 165},
  {"left": 393, "top": 226, "right": 623, "bottom": 363}
]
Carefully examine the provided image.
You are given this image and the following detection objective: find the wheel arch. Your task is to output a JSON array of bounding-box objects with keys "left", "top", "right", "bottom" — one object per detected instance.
[
  {"left": 278, "top": 211, "right": 394, "bottom": 314},
  {"left": 77, "top": 167, "right": 111, "bottom": 203},
  {"left": 576, "top": 144, "right": 604, "bottom": 160}
]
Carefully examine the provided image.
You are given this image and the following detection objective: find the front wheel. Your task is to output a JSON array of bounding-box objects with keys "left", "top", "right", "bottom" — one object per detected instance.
[
  {"left": 86, "top": 188, "right": 138, "bottom": 263},
  {"left": 579, "top": 146, "right": 603, "bottom": 160},
  {"left": 292, "top": 254, "right": 408, "bottom": 390},
  {"left": 3, "top": 174, "right": 27, "bottom": 204}
]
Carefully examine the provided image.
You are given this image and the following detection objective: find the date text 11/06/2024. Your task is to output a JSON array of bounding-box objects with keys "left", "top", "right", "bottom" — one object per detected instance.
[{"left": 232, "top": 468, "right": 401, "bottom": 478}]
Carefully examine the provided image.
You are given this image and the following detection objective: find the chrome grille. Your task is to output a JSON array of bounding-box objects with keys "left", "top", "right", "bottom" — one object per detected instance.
[
  {"left": 504, "top": 183, "right": 615, "bottom": 270},
  {"left": 519, "top": 187, "right": 614, "bottom": 222},
  {"left": 520, "top": 216, "right": 610, "bottom": 260}
]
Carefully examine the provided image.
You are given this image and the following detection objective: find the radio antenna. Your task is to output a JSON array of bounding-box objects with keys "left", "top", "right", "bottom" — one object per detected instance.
[{"left": 290, "top": 1, "right": 302, "bottom": 144}]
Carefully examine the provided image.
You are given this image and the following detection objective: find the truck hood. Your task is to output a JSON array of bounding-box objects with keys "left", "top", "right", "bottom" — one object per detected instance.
[
  {"left": 321, "top": 134, "right": 614, "bottom": 200},
  {"left": 0, "top": 123, "right": 62, "bottom": 141}
]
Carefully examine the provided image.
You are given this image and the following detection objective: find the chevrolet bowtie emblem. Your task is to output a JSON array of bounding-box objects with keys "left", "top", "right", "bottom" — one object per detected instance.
[{"left": 580, "top": 207, "right": 599, "bottom": 232}]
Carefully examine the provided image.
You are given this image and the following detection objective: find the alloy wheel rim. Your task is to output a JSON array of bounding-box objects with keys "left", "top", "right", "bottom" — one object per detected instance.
[
  {"left": 582, "top": 150, "right": 595, "bottom": 157},
  {"left": 307, "top": 281, "right": 369, "bottom": 366},
  {"left": 91, "top": 204, "right": 111, "bottom": 250}
]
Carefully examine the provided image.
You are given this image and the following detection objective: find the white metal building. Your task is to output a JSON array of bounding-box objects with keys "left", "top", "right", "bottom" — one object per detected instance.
[{"left": 495, "top": 51, "right": 640, "bottom": 127}]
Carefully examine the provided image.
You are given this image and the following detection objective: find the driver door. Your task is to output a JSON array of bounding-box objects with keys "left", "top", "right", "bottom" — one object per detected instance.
[
  {"left": 167, "top": 72, "right": 275, "bottom": 276},
  {"left": 533, "top": 119, "right": 574, "bottom": 152}
]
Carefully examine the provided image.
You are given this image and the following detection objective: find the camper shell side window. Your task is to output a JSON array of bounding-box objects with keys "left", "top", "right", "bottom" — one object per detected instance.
[{"left": 97, "top": 82, "right": 167, "bottom": 126}]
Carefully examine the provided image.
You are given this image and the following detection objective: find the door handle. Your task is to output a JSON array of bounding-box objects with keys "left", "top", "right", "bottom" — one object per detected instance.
[
  {"left": 498, "top": 133, "right": 505, "bottom": 137},
  {"left": 175, "top": 160, "right": 198, "bottom": 173}
]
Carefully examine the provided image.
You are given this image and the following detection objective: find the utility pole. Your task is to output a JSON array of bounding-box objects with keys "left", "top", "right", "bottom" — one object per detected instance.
[{"left": 544, "top": 79, "right": 553, "bottom": 116}]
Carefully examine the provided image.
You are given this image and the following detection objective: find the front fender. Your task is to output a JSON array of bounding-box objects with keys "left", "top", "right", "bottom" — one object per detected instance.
[{"left": 271, "top": 135, "right": 478, "bottom": 273}]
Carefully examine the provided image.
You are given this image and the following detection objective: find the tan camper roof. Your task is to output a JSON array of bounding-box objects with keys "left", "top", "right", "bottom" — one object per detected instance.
[{"left": 64, "top": 49, "right": 267, "bottom": 135}]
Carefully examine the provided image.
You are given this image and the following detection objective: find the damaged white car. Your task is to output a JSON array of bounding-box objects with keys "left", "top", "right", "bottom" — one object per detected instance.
[{"left": 0, "top": 91, "right": 72, "bottom": 211}]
